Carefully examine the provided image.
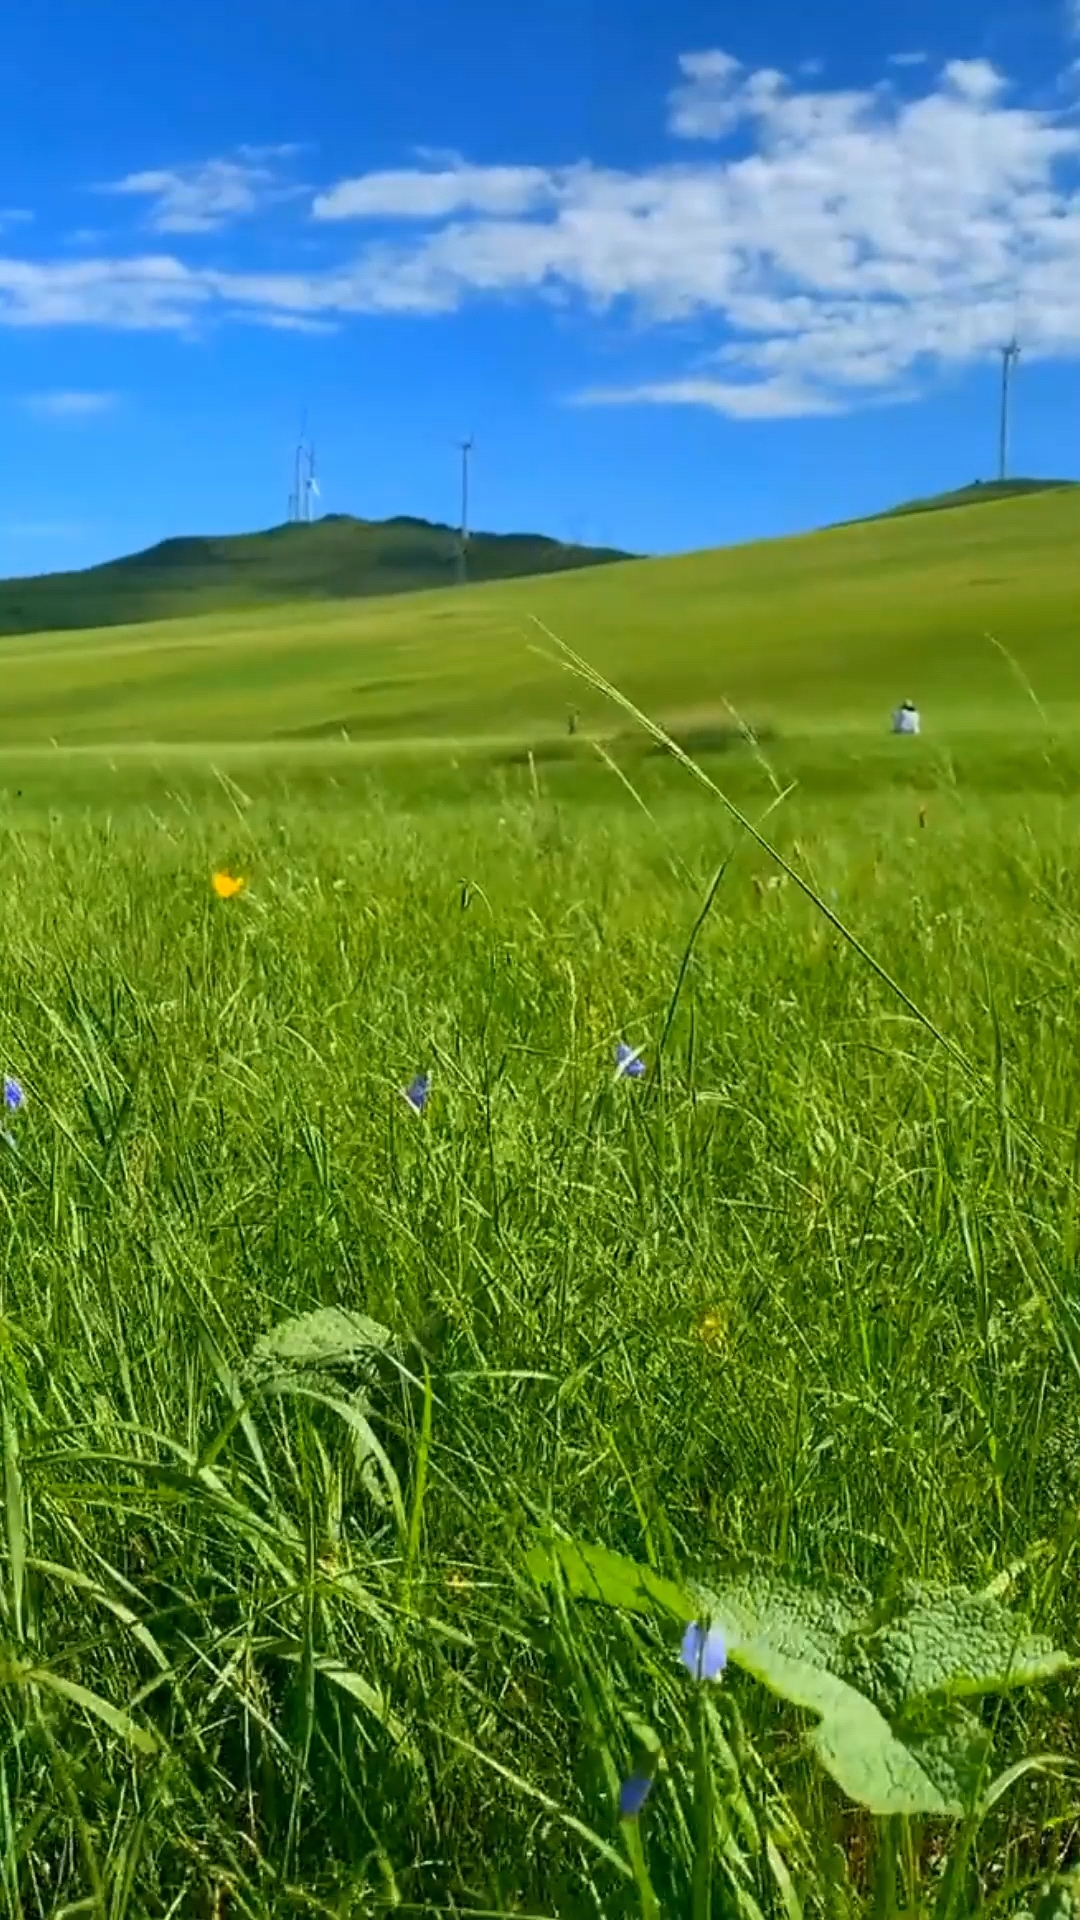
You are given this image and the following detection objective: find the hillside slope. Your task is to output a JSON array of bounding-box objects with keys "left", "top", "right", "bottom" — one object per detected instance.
[
  {"left": 0, "top": 485, "right": 1075, "bottom": 752},
  {"left": 873, "top": 477, "right": 1076, "bottom": 519},
  {"left": 0, "top": 513, "right": 631, "bottom": 638}
]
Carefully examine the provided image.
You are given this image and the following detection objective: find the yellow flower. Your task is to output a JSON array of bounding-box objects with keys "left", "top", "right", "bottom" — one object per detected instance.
[
  {"left": 696, "top": 1307, "right": 727, "bottom": 1349},
  {"left": 212, "top": 871, "right": 246, "bottom": 899}
]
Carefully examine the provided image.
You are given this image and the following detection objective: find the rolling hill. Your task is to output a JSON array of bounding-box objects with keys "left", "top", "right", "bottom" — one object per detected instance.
[
  {"left": 0, "top": 513, "right": 631, "bottom": 639},
  {"left": 0, "top": 484, "right": 1075, "bottom": 759}
]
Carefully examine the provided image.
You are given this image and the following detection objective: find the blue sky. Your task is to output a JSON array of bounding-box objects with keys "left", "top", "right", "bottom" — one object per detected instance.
[{"left": 3, "top": 0, "right": 1080, "bottom": 575}]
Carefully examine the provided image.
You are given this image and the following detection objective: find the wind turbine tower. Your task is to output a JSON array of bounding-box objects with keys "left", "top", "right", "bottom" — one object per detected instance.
[
  {"left": 304, "top": 444, "right": 320, "bottom": 521},
  {"left": 289, "top": 414, "right": 312, "bottom": 523},
  {"left": 998, "top": 337, "right": 1020, "bottom": 483},
  {"left": 456, "top": 436, "right": 474, "bottom": 584}
]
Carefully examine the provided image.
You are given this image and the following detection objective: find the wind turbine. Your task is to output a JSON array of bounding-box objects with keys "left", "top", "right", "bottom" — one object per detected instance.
[
  {"left": 304, "top": 444, "right": 320, "bottom": 521},
  {"left": 290, "top": 411, "right": 309, "bottom": 523},
  {"left": 997, "top": 337, "right": 1020, "bottom": 483},
  {"left": 456, "top": 435, "right": 474, "bottom": 583}
]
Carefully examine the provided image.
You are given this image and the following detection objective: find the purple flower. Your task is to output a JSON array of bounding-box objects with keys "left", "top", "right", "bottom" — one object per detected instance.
[
  {"left": 614, "top": 1042, "right": 645, "bottom": 1081},
  {"left": 680, "top": 1620, "right": 727, "bottom": 1683},
  {"left": 619, "top": 1772, "right": 654, "bottom": 1819},
  {"left": 3, "top": 1077, "right": 23, "bottom": 1113},
  {"left": 402, "top": 1072, "right": 430, "bottom": 1115}
]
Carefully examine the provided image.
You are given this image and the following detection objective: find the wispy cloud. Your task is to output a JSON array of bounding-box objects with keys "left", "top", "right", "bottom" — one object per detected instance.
[
  {"left": 24, "top": 389, "right": 117, "bottom": 418},
  {"left": 573, "top": 377, "right": 846, "bottom": 419},
  {"left": 106, "top": 147, "right": 302, "bottom": 233},
  {"left": 313, "top": 163, "right": 554, "bottom": 221},
  {"left": 0, "top": 209, "right": 33, "bottom": 233},
  {"left": 887, "top": 52, "right": 930, "bottom": 68}
]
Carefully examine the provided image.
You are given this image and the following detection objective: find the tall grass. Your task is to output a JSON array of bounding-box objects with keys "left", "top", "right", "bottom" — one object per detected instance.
[{"left": 0, "top": 766, "right": 1076, "bottom": 1916}]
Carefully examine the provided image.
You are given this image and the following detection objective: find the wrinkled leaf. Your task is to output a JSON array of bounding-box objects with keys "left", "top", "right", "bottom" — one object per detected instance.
[
  {"left": 688, "top": 1572, "right": 866, "bottom": 1671},
  {"left": 251, "top": 1307, "right": 392, "bottom": 1375},
  {"left": 529, "top": 1543, "right": 953, "bottom": 1812},
  {"left": 877, "top": 1702, "right": 993, "bottom": 1813},
  {"left": 850, "top": 1587, "right": 1074, "bottom": 1713}
]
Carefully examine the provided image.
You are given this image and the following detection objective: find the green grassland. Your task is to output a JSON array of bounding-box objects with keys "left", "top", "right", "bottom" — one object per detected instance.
[
  {"left": 0, "top": 486, "right": 1075, "bottom": 765},
  {"left": 0, "top": 488, "right": 1077, "bottom": 1917}
]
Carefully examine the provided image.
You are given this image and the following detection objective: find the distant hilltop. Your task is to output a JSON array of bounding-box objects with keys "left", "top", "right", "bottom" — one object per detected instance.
[
  {"left": 867, "top": 477, "right": 1078, "bottom": 521},
  {"left": 0, "top": 513, "right": 634, "bottom": 639}
]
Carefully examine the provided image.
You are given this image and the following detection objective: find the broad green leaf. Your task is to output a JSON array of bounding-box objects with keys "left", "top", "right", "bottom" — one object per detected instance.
[
  {"left": 685, "top": 1574, "right": 962, "bottom": 1810},
  {"left": 525, "top": 1537, "right": 694, "bottom": 1622},
  {"left": 528, "top": 1545, "right": 963, "bottom": 1816},
  {"left": 688, "top": 1572, "right": 866, "bottom": 1671},
  {"left": 851, "top": 1587, "right": 1075, "bottom": 1712},
  {"left": 729, "top": 1637, "right": 958, "bottom": 1815},
  {"left": 529, "top": 1544, "right": 951, "bottom": 1812},
  {"left": 251, "top": 1307, "right": 392, "bottom": 1374}
]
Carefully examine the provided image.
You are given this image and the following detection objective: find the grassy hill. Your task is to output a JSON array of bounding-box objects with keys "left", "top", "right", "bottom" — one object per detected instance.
[
  {"left": 0, "top": 512, "right": 631, "bottom": 638},
  {"left": 871, "top": 476, "right": 1077, "bottom": 519},
  {"left": 0, "top": 483, "right": 1075, "bottom": 763}
]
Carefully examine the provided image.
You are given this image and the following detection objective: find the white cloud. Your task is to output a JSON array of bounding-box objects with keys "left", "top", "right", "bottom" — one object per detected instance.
[
  {"left": 24, "top": 389, "right": 117, "bottom": 418},
  {"left": 240, "top": 309, "right": 339, "bottom": 334},
  {"left": 573, "top": 377, "right": 843, "bottom": 418},
  {"left": 5, "top": 54, "right": 1080, "bottom": 421},
  {"left": 0, "top": 209, "right": 32, "bottom": 233},
  {"left": 106, "top": 148, "right": 300, "bottom": 233},
  {"left": 308, "top": 51, "right": 1080, "bottom": 414},
  {"left": 313, "top": 163, "right": 555, "bottom": 221},
  {"left": 887, "top": 52, "right": 930, "bottom": 68},
  {"left": 667, "top": 50, "right": 781, "bottom": 140},
  {"left": 0, "top": 255, "right": 207, "bottom": 328},
  {"left": 940, "top": 58, "right": 1005, "bottom": 104}
]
